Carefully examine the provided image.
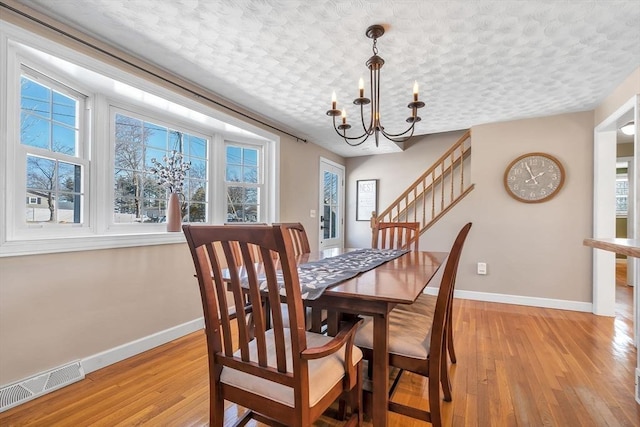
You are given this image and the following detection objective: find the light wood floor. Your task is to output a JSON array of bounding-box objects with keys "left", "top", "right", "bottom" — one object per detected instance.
[{"left": 1, "top": 271, "right": 638, "bottom": 426}]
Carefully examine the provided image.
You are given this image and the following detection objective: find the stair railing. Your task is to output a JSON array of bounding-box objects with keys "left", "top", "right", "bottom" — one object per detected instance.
[{"left": 372, "top": 130, "right": 473, "bottom": 237}]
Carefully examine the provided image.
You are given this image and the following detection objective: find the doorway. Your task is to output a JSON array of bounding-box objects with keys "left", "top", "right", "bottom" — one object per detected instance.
[
  {"left": 318, "top": 158, "right": 345, "bottom": 251},
  {"left": 592, "top": 95, "right": 638, "bottom": 344}
]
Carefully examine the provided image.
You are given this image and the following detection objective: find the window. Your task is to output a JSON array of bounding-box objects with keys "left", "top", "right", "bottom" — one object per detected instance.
[
  {"left": 113, "top": 112, "right": 208, "bottom": 224},
  {"left": 225, "top": 144, "right": 261, "bottom": 223},
  {"left": 616, "top": 169, "right": 628, "bottom": 216},
  {"left": 20, "top": 73, "right": 86, "bottom": 226},
  {"left": 1, "top": 24, "right": 278, "bottom": 256}
]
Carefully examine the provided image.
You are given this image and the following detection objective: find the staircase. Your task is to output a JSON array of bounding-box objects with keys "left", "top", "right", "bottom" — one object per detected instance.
[{"left": 371, "top": 130, "right": 474, "bottom": 238}]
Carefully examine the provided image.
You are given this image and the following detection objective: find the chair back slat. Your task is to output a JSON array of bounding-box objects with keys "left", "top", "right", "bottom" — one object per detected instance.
[
  {"left": 201, "top": 242, "right": 235, "bottom": 356},
  {"left": 372, "top": 221, "right": 420, "bottom": 250},
  {"left": 193, "top": 243, "right": 224, "bottom": 357},
  {"left": 221, "top": 240, "right": 255, "bottom": 361}
]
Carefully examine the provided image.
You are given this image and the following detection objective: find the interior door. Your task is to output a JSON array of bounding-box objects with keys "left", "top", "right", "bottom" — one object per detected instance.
[{"left": 319, "top": 158, "right": 344, "bottom": 250}]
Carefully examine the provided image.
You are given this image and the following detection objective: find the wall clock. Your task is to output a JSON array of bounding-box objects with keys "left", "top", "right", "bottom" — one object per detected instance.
[{"left": 503, "top": 152, "right": 565, "bottom": 203}]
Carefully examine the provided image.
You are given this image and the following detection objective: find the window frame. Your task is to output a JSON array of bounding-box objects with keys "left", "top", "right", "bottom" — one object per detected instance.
[
  {"left": 0, "top": 21, "right": 280, "bottom": 257},
  {"left": 107, "top": 104, "right": 214, "bottom": 233},
  {"left": 9, "top": 58, "right": 92, "bottom": 241}
]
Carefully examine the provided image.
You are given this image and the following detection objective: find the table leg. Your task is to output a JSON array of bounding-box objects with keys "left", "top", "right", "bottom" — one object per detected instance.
[{"left": 372, "top": 313, "right": 389, "bottom": 427}]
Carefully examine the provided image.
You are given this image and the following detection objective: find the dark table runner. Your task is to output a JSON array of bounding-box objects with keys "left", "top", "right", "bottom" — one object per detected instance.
[{"left": 253, "top": 248, "right": 410, "bottom": 300}]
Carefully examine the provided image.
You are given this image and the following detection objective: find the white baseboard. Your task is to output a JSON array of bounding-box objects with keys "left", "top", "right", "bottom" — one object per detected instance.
[
  {"left": 423, "top": 288, "right": 593, "bottom": 313},
  {"left": 82, "top": 317, "right": 204, "bottom": 374}
]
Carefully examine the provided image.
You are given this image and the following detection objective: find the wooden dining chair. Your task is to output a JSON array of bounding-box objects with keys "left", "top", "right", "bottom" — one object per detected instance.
[
  {"left": 354, "top": 222, "right": 472, "bottom": 426},
  {"left": 392, "top": 223, "right": 472, "bottom": 401},
  {"left": 183, "top": 224, "right": 363, "bottom": 427},
  {"left": 273, "top": 222, "right": 328, "bottom": 331},
  {"left": 279, "top": 222, "right": 311, "bottom": 256},
  {"left": 372, "top": 221, "right": 420, "bottom": 250}
]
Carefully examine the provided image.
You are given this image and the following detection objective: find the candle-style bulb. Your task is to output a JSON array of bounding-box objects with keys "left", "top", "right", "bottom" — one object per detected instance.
[
  {"left": 359, "top": 77, "right": 364, "bottom": 98},
  {"left": 341, "top": 108, "right": 347, "bottom": 124},
  {"left": 413, "top": 81, "right": 419, "bottom": 102},
  {"left": 331, "top": 91, "right": 337, "bottom": 110}
]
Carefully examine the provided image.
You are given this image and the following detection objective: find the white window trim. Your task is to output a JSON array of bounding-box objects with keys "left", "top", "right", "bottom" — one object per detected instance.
[
  {"left": 15, "top": 67, "right": 91, "bottom": 238},
  {"left": 1, "top": 20, "right": 280, "bottom": 257}
]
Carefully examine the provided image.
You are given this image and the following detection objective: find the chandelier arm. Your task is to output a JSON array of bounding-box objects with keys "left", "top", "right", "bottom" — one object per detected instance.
[
  {"left": 380, "top": 121, "right": 417, "bottom": 142},
  {"left": 360, "top": 102, "right": 373, "bottom": 133},
  {"left": 379, "top": 121, "right": 417, "bottom": 138},
  {"left": 332, "top": 116, "right": 372, "bottom": 142}
]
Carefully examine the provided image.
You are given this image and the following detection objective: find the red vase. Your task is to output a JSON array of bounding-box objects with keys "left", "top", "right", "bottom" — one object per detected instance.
[{"left": 167, "top": 192, "right": 181, "bottom": 232}]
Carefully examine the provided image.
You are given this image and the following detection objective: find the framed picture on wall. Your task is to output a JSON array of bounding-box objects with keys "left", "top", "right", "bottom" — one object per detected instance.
[{"left": 356, "top": 179, "right": 378, "bottom": 221}]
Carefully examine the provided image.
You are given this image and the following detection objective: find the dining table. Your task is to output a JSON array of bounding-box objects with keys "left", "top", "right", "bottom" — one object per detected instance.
[{"left": 298, "top": 248, "right": 448, "bottom": 427}]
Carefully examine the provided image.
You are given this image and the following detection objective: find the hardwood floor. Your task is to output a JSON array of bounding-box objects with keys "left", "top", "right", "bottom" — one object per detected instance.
[{"left": 1, "top": 296, "right": 638, "bottom": 426}]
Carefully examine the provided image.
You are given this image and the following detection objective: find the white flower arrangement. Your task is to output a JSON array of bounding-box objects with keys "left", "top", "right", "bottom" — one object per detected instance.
[{"left": 149, "top": 150, "right": 191, "bottom": 194}]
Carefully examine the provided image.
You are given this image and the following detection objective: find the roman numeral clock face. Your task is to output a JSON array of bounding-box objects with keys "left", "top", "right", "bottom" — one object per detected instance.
[{"left": 503, "top": 153, "right": 565, "bottom": 203}]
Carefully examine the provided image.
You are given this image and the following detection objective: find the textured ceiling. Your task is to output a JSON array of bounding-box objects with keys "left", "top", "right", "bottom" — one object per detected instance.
[{"left": 16, "top": 0, "right": 640, "bottom": 157}]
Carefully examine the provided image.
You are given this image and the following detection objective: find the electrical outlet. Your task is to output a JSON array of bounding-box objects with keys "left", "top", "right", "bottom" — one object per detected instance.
[
  {"left": 310, "top": 209, "right": 316, "bottom": 218},
  {"left": 477, "top": 262, "right": 487, "bottom": 275}
]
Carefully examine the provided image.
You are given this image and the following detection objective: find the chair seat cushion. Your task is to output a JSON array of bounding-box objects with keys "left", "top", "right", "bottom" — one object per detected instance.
[
  {"left": 221, "top": 328, "right": 362, "bottom": 407},
  {"left": 394, "top": 293, "right": 437, "bottom": 317},
  {"left": 354, "top": 309, "right": 432, "bottom": 360}
]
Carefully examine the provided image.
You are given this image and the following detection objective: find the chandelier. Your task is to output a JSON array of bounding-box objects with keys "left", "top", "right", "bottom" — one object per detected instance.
[{"left": 326, "top": 25, "right": 425, "bottom": 147}]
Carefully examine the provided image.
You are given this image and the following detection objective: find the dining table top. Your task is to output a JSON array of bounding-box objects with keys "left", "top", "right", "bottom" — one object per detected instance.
[{"left": 297, "top": 248, "right": 449, "bottom": 304}]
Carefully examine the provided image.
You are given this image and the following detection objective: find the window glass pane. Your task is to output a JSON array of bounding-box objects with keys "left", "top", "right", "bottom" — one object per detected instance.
[
  {"left": 189, "top": 136, "right": 207, "bottom": 158},
  {"left": 27, "top": 156, "right": 55, "bottom": 190},
  {"left": 145, "top": 122, "right": 167, "bottom": 149},
  {"left": 189, "top": 159, "right": 207, "bottom": 180},
  {"left": 25, "top": 156, "right": 82, "bottom": 224},
  {"left": 226, "top": 146, "right": 241, "bottom": 165},
  {"left": 142, "top": 198, "right": 164, "bottom": 223},
  {"left": 52, "top": 91, "right": 76, "bottom": 126},
  {"left": 244, "top": 166, "right": 258, "bottom": 183},
  {"left": 226, "top": 186, "right": 259, "bottom": 223},
  {"left": 21, "top": 76, "right": 79, "bottom": 156},
  {"left": 187, "top": 202, "right": 206, "bottom": 223},
  {"left": 57, "top": 162, "right": 79, "bottom": 191},
  {"left": 226, "top": 164, "right": 242, "bottom": 182},
  {"left": 145, "top": 147, "right": 166, "bottom": 169},
  {"left": 245, "top": 187, "right": 258, "bottom": 204},
  {"left": 21, "top": 77, "right": 50, "bottom": 119},
  {"left": 169, "top": 130, "right": 182, "bottom": 152},
  {"left": 244, "top": 148, "right": 257, "bottom": 166},
  {"left": 21, "top": 113, "right": 50, "bottom": 149},
  {"left": 52, "top": 124, "right": 76, "bottom": 155}
]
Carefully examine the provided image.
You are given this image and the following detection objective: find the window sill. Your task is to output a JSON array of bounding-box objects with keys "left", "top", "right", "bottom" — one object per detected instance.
[{"left": 0, "top": 231, "right": 186, "bottom": 257}]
